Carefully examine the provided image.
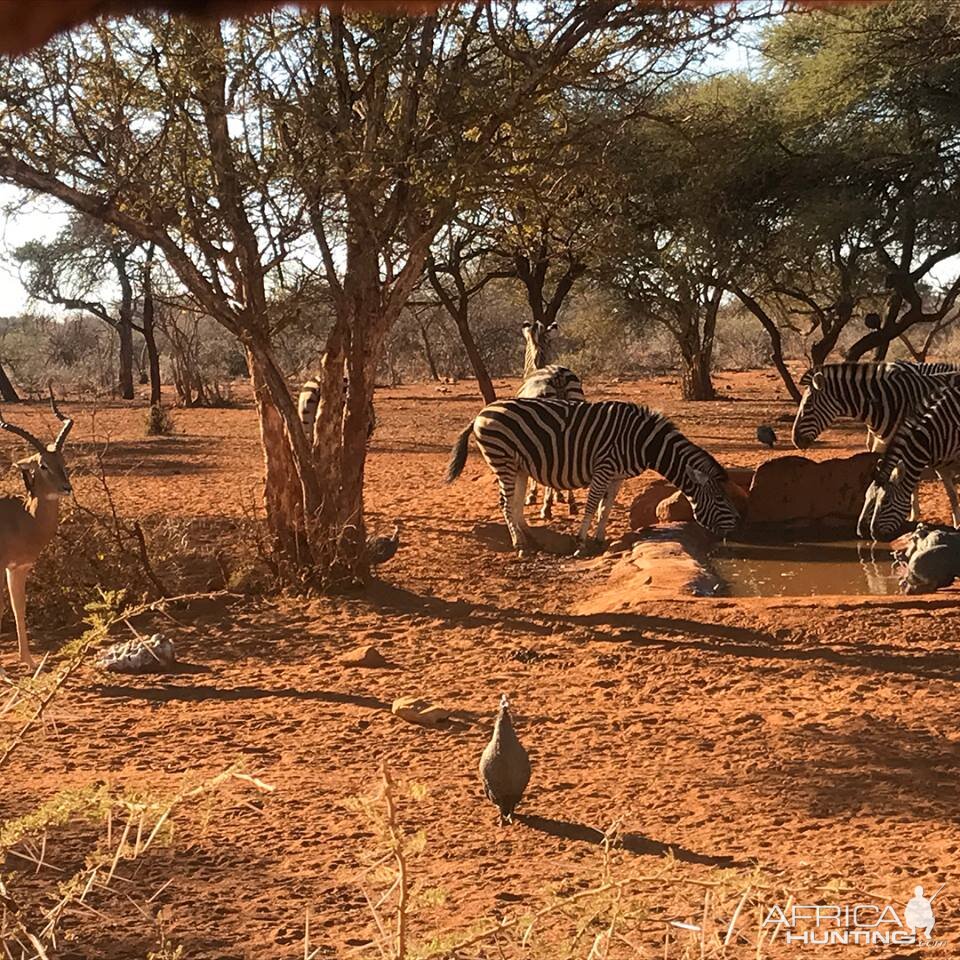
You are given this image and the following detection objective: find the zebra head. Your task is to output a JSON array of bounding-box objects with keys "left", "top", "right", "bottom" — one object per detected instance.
[
  {"left": 857, "top": 459, "right": 914, "bottom": 541},
  {"left": 792, "top": 370, "right": 840, "bottom": 449},
  {"left": 521, "top": 320, "right": 558, "bottom": 369},
  {"left": 681, "top": 460, "right": 740, "bottom": 538}
]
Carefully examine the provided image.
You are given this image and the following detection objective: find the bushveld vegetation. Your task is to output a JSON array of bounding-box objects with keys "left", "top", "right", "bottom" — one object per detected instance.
[
  {"left": 0, "top": 1, "right": 955, "bottom": 584},
  {"left": 0, "top": 1, "right": 957, "bottom": 955}
]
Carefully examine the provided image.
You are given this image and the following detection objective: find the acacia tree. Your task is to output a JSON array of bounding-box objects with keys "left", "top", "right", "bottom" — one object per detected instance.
[
  {"left": 0, "top": 4, "right": 740, "bottom": 583},
  {"left": 734, "top": 4, "right": 960, "bottom": 370},
  {"left": 12, "top": 214, "right": 158, "bottom": 400}
]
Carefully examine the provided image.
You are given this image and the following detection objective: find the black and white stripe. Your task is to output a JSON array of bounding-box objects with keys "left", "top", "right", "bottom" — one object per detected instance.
[
  {"left": 794, "top": 362, "right": 960, "bottom": 450},
  {"left": 858, "top": 380, "right": 960, "bottom": 540},
  {"left": 517, "top": 320, "right": 586, "bottom": 518},
  {"left": 446, "top": 398, "right": 739, "bottom": 551},
  {"left": 794, "top": 362, "right": 960, "bottom": 520},
  {"left": 298, "top": 375, "right": 375, "bottom": 440}
]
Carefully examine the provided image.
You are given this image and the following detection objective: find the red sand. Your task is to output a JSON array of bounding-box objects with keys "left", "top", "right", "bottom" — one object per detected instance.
[{"left": 1, "top": 371, "right": 957, "bottom": 958}]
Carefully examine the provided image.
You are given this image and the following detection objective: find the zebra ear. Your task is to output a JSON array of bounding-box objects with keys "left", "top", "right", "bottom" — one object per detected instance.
[
  {"left": 811, "top": 371, "right": 825, "bottom": 390},
  {"left": 888, "top": 460, "right": 905, "bottom": 485},
  {"left": 686, "top": 466, "right": 710, "bottom": 486},
  {"left": 521, "top": 321, "right": 533, "bottom": 330},
  {"left": 546, "top": 322, "right": 558, "bottom": 333}
]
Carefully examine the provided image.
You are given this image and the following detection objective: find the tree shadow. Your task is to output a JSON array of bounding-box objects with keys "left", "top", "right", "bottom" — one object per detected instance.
[
  {"left": 367, "top": 581, "right": 960, "bottom": 681},
  {"left": 515, "top": 814, "right": 749, "bottom": 867}
]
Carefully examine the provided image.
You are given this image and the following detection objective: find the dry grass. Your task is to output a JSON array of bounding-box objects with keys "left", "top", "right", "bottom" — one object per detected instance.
[{"left": 309, "top": 768, "right": 797, "bottom": 960}]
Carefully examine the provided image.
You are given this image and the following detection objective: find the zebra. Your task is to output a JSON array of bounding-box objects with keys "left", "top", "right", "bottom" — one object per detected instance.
[
  {"left": 516, "top": 320, "right": 585, "bottom": 518},
  {"left": 858, "top": 379, "right": 960, "bottom": 541},
  {"left": 792, "top": 361, "right": 960, "bottom": 521},
  {"left": 298, "top": 375, "right": 375, "bottom": 441},
  {"left": 445, "top": 397, "right": 739, "bottom": 553}
]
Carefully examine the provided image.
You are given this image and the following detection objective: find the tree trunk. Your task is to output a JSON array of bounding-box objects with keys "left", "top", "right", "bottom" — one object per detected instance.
[
  {"left": 679, "top": 350, "right": 716, "bottom": 401},
  {"left": 418, "top": 321, "right": 440, "bottom": 381},
  {"left": 0, "top": 361, "right": 20, "bottom": 402},
  {"left": 731, "top": 286, "right": 801, "bottom": 402},
  {"left": 453, "top": 312, "right": 496, "bottom": 404},
  {"left": 246, "top": 340, "right": 322, "bottom": 567},
  {"left": 117, "top": 318, "right": 135, "bottom": 399},
  {"left": 142, "top": 246, "right": 162, "bottom": 406}
]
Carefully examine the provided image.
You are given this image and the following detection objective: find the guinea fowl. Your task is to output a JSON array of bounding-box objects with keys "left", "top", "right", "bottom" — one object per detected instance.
[
  {"left": 366, "top": 524, "right": 400, "bottom": 566},
  {"left": 478, "top": 693, "right": 531, "bottom": 826},
  {"left": 756, "top": 425, "right": 777, "bottom": 448}
]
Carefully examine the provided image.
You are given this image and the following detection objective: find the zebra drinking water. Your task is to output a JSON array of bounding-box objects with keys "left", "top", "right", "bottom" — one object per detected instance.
[
  {"left": 445, "top": 397, "right": 740, "bottom": 553},
  {"left": 516, "top": 320, "right": 585, "bottom": 518},
  {"left": 858, "top": 380, "right": 960, "bottom": 541},
  {"left": 792, "top": 361, "right": 960, "bottom": 522}
]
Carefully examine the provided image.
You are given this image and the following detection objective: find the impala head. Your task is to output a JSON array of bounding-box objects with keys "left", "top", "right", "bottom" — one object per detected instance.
[
  {"left": 792, "top": 369, "right": 841, "bottom": 449},
  {"left": 857, "top": 458, "right": 914, "bottom": 541},
  {"left": 1, "top": 389, "right": 73, "bottom": 499},
  {"left": 681, "top": 459, "right": 741, "bottom": 538}
]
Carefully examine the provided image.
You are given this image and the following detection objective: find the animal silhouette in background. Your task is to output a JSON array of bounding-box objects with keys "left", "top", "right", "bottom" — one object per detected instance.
[
  {"left": 479, "top": 693, "right": 531, "bottom": 825},
  {"left": 756, "top": 425, "right": 776, "bottom": 448},
  {"left": 0, "top": 390, "right": 73, "bottom": 674}
]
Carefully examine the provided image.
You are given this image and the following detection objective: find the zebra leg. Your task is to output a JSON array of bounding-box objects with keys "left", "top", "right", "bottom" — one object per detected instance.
[
  {"left": 937, "top": 469, "right": 960, "bottom": 527},
  {"left": 567, "top": 490, "right": 578, "bottom": 515},
  {"left": 594, "top": 481, "right": 623, "bottom": 542},
  {"left": 525, "top": 478, "right": 538, "bottom": 507},
  {"left": 500, "top": 473, "right": 532, "bottom": 553},
  {"left": 540, "top": 486, "right": 555, "bottom": 520},
  {"left": 577, "top": 473, "right": 612, "bottom": 545}
]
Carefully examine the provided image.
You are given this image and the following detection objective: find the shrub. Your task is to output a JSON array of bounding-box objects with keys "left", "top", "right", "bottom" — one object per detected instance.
[{"left": 145, "top": 403, "right": 176, "bottom": 436}]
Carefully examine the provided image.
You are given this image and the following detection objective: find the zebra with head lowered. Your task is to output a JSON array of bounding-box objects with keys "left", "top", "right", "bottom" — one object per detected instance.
[
  {"left": 858, "top": 380, "right": 960, "bottom": 541},
  {"left": 792, "top": 361, "right": 960, "bottom": 523},
  {"left": 517, "top": 320, "right": 585, "bottom": 519},
  {"left": 446, "top": 398, "right": 740, "bottom": 553}
]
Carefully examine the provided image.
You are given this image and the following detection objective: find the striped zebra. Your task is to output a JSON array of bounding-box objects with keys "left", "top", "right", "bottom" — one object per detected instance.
[
  {"left": 793, "top": 362, "right": 960, "bottom": 519},
  {"left": 858, "top": 380, "right": 960, "bottom": 541},
  {"left": 445, "top": 398, "right": 739, "bottom": 552},
  {"left": 298, "top": 375, "right": 375, "bottom": 440},
  {"left": 517, "top": 320, "right": 585, "bottom": 518}
]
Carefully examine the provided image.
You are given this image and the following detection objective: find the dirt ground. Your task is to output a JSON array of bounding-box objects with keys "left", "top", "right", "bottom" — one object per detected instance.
[{"left": 1, "top": 371, "right": 958, "bottom": 959}]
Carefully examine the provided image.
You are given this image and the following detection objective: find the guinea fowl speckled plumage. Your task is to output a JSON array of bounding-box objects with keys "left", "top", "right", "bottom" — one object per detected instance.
[
  {"left": 366, "top": 524, "right": 401, "bottom": 566},
  {"left": 478, "top": 694, "right": 531, "bottom": 825},
  {"left": 756, "top": 425, "right": 777, "bottom": 448}
]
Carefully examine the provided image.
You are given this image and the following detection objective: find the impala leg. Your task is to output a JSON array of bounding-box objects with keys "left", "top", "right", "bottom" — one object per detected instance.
[{"left": 7, "top": 565, "right": 35, "bottom": 671}]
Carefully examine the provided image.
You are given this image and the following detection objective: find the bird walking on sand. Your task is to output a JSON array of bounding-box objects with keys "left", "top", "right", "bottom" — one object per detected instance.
[
  {"left": 479, "top": 693, "right": 531, "bottom": 825},
  {"left": 756, "top": 425, "right": 777, "bottom": 448}
]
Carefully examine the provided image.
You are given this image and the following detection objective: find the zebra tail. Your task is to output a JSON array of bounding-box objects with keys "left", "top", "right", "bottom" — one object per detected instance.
[{"left": 445, "top": 422, "right": 475, "bottom": 483}]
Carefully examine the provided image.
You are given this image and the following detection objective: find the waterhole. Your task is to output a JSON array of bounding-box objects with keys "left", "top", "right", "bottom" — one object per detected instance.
[{"left": 710, "top": 537, "right": 900, "bottom": 597}]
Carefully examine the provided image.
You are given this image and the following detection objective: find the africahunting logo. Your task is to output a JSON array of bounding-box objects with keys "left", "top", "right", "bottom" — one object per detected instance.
[{"left": 762, "top": 883, "right": 946, "bottom": 947}]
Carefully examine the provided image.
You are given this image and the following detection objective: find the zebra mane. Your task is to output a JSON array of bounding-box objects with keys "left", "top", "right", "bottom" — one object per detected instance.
[
  {"left": 801, "top": 361, "right": 938, "bottom": 389},
  {"left": 643, "top": 405, "right": 728, "bottom": 482}
]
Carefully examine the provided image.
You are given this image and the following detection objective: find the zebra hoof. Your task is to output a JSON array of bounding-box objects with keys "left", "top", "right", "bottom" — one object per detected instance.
[
  {"left": 568, "top": 503, "right": 579, "bottom": 516},
  {"left": 574, "top": 538, "right": 604, "bottom": 558}
]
